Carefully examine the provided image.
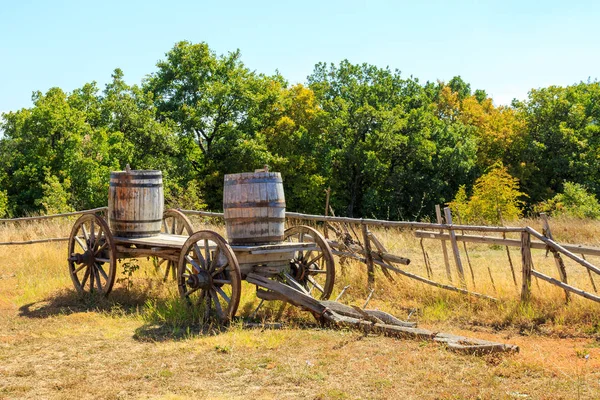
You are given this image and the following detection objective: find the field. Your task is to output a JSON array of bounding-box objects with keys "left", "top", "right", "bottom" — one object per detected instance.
[{"left": 2, "top": 216, "right": 600, "bottom": 399}]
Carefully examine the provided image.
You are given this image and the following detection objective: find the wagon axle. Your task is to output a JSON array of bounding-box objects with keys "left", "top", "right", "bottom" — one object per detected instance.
[{"left": 184, "top": 269, "right": 212, "bottom": 290}]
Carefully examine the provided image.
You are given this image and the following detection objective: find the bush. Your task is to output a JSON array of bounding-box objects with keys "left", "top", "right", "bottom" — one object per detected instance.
[
  {"left": 448, "top": 163, "right": 525, "bottom": 224},
  {"left": 535, "top": 182, "right": 600, "bottom": 219},
  {"left": 35, "top": 174, "right": 74, "bottom": 215}
]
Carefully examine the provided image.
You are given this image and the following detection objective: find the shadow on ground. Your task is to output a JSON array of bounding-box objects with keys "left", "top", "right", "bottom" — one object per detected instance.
[{"left": 18, "top": 286, "right": 158, "bottom": 319}]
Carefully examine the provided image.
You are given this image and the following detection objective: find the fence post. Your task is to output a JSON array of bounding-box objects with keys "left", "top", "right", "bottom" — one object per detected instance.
[
  {"left": 444, "top": 207, "right": 466, "bottom": 287},
  {"left": 362, "top": 222, "right": 375, "bottom": 288},
  {"left": 521, "top": 231, "right": 533, "bottom": 302},
  {"left": 436, "top": 205, "right": 453, "bottom": 282}
]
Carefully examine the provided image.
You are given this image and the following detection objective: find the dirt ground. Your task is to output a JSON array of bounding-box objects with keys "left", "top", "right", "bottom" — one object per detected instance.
[{"left": 1, "top": 289, "right": 600, "bottom": 399}]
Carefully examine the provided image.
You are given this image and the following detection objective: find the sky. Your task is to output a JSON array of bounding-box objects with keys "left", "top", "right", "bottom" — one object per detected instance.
[{"left": 1, "top": 0, "right": 599, "bottom": 114}]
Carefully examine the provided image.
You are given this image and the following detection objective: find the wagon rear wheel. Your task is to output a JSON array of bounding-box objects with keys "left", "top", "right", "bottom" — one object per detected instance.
[
  {"left": 285, "top": 225, "right": 335, "bottom": 300},
  {"left": 177, "top": 231, "right": 241, "bottom": 325},
  {"left": 68, "top": 214, "right": 117, "bottom": 296},
  {"left": 156, "top": 209, "right": 194, "bottom": 280}
]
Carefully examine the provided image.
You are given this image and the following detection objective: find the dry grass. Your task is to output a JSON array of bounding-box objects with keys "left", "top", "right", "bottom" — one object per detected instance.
[{"left": 1, "top": 216, "right": 600, "bottom": 398}]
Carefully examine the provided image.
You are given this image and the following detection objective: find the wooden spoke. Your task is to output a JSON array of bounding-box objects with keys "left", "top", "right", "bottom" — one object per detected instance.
[
  {"left": 94, "top": 241, "right": 108, "bottom": 255},
  {"left": 185, "top": 255, "right": 202, "bottom": 272},
  {"left": 89, "top": 264, "right": 95, "bottom": 292},
  {"left": 212, "top": 279, "right": 232, "bottom": 285},
  {"left": 215, "top": 286, "right": 231, "bottom": 303},
  {"left": 307, "top": 253, "right": 324, "bottom": 266},
  {"left": 193, "top": 243, "right": 206, "bottom": 266},
  {"left": 210, "top": 289, "right": 225, "bottom": 319},
  {"left": 75, "top": 236, "right": 87, "bottom": 251},
  {"left": 94, "top": 267, "right": 103, "bottom": 293},
  {"left": 308, "top": 276, "right": 325, "bottom": 293},
  {"left": 80, "top": 267, "right": 90, "bottom": 288},
  {"left": 162, "top": 219, "right": 168, "bottom": 232},
  {"left": 209, "top": 247, "right": 221, "bottom": 272},
  {"left": 203, "top": 239, "right": 211, "bottom": 266},
  {"left": 95, "top": 257, "right": 110, "bottom": 263},
  {"left": 184, "top": 287, "right": 200, "bottom": 297},
  {"left": 96, "top": 264, "right": 109, "bottom": 281},
  {"left": 73, "top": 263, "right": 86, "bottom": 274},
  {"left": 307, "top": 268, "right": 328, "bottom": 274},
  {"left": 81, "top": 224, "right": 90, "bottom": 242}
]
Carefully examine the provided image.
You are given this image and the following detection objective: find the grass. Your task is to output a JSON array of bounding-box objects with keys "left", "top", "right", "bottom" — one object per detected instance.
[{"left": 1, "top": 216, "right": 600, "bottom": 398}]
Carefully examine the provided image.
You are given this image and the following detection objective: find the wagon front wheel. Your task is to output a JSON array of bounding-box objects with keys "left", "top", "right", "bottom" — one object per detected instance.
[
  {"left": 177, "top": 231, "right": 241, "bottom": 324},
  {"left": 285, "top": 225, "right": 335, "bottom": 300},
  {"left": 68, "top": 214, "right": 117, "bottom": 296}
]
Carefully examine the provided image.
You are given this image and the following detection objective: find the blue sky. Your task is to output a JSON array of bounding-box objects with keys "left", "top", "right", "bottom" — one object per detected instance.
[{"left": 1, "top": 0, "right": 599, "bottom": 113}]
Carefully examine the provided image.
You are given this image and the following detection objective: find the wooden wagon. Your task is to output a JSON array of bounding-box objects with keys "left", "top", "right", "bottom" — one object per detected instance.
[{"left": 66, "top": 169, "right": 335, "bottom": 323}]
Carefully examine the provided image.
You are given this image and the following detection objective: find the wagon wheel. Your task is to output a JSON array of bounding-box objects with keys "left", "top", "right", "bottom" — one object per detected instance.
[
  {"left": 68, "top": 214, "right": 117, "bottom": 296},
  {"left": 177, "top": 231, "right": 241, "bottom": 324},
  {"left": 156, "top": 209, "right": 194, "bottom": 280},
  {"left": 284, "top": 225, "right": 335, "bottom": 300}
]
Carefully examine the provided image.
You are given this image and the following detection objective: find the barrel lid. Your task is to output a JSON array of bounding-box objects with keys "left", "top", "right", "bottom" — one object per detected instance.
[{"left": 224, "top": 171, "right": 281, "bottom": 182}]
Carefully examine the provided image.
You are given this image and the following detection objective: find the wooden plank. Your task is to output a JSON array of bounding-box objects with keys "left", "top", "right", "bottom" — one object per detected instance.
[
  {"left": 521, "top": 231, "right": 533, "bottom": 302},
  {"left": 182, "top": 209, "right": 527, "bottom": 233},
  {"left": 436, "top": 205, "right": 453, "bottom": 282},
  {"left": 0, "top": 207, "right": 107, "bottom": 223},
  {"left": 328, "top": 240, "right": 410, "bottom": 265},
  {"left": 444, "top": 207, "right": 466, "bottom": 287},
  {"left": 540, "top": 213, "right": 570, "bottom": 302},
  {"left": 370, "top": 257, "right": 497, "bottom": 301},
  {"left": 362, "top": 225, "right": 375, "bottom": 288},
  {"left": 527, "top": 227, "right": 600, "bottom": 276},
  {"left": 232, "top": 243, "right": 318, "bottom": 255},
  {"left": 114, "top": 233, "right": 189, "bottom": 248},
  {"left": 415, "top": 230, "right": 600, "bottom": 257},
  {"left": 0, "top": 237, "right": 69, "bottom": 246},
  {"left": 532, "top": 269, "right": 600, "bottom": 304}
]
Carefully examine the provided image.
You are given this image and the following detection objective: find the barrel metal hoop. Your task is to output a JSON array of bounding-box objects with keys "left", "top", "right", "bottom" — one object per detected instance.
[
  {"left": 109, "top": 182, "right": 164, "bottom": 188},
  {"left": 229, "top": 236, "right": 285, "bottom": 244},
  {"left": 110, "top": 218, "right": 163, "bottom": 223},
  {"left": 224, "top": 178, "right": 283, "bottom": 185},
  {"left": 224, "top": 201, "right": 286, "bottom": 209},
  {"left": 225, "top": 217, "right": 286, "bottom": 224}
]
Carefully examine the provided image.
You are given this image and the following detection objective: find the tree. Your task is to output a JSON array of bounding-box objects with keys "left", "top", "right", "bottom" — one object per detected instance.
[
  {"left": 449, "top": 163, "right": 525, "bottom": 224},
  {"left": 145, "top": 41, "right": 280, "bottom": 209}
]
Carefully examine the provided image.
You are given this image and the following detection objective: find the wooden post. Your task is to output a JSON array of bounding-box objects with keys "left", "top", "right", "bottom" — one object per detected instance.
[
  {"left": 323, "top": 187, "right": 331, "bottom": 239},
  {"left": 436, "top": 205, "right": 453, "bottom": 282},
  {"left": 455, "top": 212, "right": 476, "bottom": 288},
  {"left": 444, "top": 207, "right": 466, "bottom": 287},
  {"left": 362, "top": 223, "right": 375, "bottom": 288},
  {"left": 419, "top": 238, "right": 432, "bottom": 279},
  {"left": 581, "top": 254, "right": 598, "bottom": 292},
  {"left": 521, "top": 231, "right": 533, "bottom": 302},
  {"left": 497, "top": 209, "right": 518, "bottom": 287},
  {"left": 540, "top": 213, "right": 570, "bottom": 302}
]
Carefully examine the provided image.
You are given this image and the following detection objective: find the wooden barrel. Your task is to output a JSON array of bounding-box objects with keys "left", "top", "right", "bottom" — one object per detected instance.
[
  {"left": 223, "top": 172, "right": 286, "bottom": 245},
  {"left": 108, "top": 169, "right": 164, "bottom": 238}
]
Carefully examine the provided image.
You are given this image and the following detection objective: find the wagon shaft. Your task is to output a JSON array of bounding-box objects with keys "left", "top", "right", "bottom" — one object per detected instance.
[{"left": 246, "top": 273, "right": 518, "bottom": 355}]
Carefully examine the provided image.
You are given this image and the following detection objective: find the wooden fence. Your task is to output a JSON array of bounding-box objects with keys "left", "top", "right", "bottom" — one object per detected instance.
[{"left": 3, "top": 206, "right": 600, "bottom": 306}]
